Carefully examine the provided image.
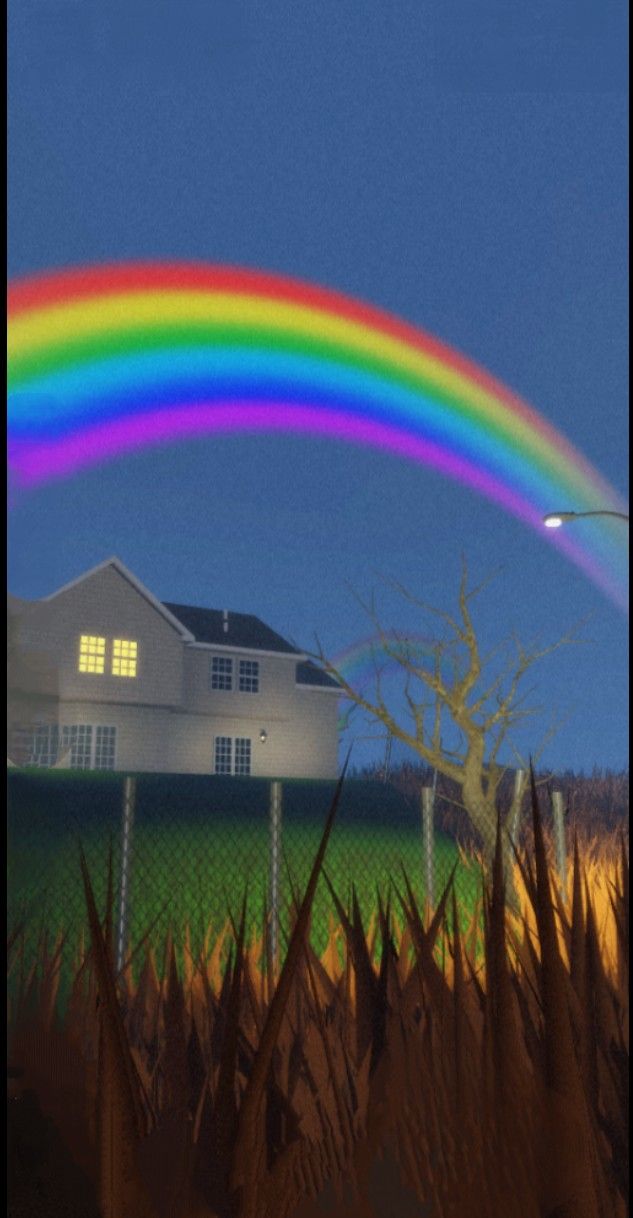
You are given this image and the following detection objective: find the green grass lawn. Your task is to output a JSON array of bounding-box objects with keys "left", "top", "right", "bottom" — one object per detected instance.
[{"left": 8, "top": 814, "right": 484, "bottom": 1016}]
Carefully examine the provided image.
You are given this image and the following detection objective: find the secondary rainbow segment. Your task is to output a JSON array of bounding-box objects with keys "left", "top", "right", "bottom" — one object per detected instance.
[
  {"left": 8, "top": 262, "right": 629, "bottom": 611},
  {"left": 331, "top": 633, "right": 452, "bottom": 731}
]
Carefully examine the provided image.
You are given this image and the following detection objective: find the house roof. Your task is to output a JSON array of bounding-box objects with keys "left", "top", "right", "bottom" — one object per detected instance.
[
  {"left": 14, "top": 554, "right": 341, "bottom": 687},
  {"left": 164, "top": 605, "right": 341, "bottom": 688},
  {"left": 164, "top": 602, "right": 304, "bottom": 656},
  {"left": 296, "top": 660, "right": 341, "bottom": 690}
]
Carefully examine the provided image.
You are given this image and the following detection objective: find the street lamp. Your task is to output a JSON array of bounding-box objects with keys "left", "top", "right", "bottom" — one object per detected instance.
[{"left": 543, "top": 510, "right": 629, "bottom": 529}]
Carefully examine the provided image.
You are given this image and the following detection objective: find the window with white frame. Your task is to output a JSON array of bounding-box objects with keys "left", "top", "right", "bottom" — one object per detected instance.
[
  {"left": 238, "top": 660, "right": 259, "bottom": 693},
  {"left": 32, "top": 724, "right": 60, "bottom": 767},
  {"left": 8, "top": 726, "right": 40, "bottom": 767},
  {"left": 214, "top": 736, "right": 232, "bottom": 774},
  {"left": 19, "top": 723, "right": 117, "bottom": 770},
  {"left": 210, "top": 656, "right": 233, "bottom": 690},
  {"left": 61, "top": 725, "right": 93, "bottom": 769},
  {"left": 234, "top": 738, "right": 251, "bottom": 775},
  {"left": 95, "top": 726, "right": 117, "bottom": 770}
]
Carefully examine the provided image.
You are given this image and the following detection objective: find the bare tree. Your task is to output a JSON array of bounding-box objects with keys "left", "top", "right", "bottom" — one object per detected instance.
[{"left": 310, "top": 561, "right": 584, "bottom": 886}]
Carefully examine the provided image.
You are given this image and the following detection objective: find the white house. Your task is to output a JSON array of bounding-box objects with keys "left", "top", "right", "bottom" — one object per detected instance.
[{"left": 7, "top": 557, "right": 341, "bottom": 778}]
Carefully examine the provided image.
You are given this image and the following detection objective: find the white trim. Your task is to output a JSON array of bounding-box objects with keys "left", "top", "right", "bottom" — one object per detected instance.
[
  {"left": 188, "top": 641, "right": 307, "bottom": 660},
  {"left": 213, "top": 732, "right": 253, "bottom": 776},
  {"left": 42, "top": 557, "right": 196, "bottom": 642},
  {"left": 94, "top": 724, "right": 118, "bottom": 771}
]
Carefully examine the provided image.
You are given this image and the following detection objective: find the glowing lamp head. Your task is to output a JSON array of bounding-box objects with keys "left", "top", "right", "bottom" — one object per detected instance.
[{"left": 543, "top": 511, "right": 577, "bottom": 528}]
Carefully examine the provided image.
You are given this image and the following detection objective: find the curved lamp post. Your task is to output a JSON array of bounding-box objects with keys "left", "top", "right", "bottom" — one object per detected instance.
[{"left": 543, "top": 510, "right": 629, "bottom": 528}]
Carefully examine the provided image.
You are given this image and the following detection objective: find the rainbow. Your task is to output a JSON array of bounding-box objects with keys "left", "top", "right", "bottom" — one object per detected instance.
[
  {"left": 8, "top": 262, "right": 628, "bottom": 611},
  {"left": 331, "top": 633, "right": 452, "bottom": 731}
]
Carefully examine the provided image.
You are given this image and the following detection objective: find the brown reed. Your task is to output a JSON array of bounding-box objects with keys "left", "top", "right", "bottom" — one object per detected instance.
[{"left": 7, "top": 766, "right": 629, "bottom": 1218}]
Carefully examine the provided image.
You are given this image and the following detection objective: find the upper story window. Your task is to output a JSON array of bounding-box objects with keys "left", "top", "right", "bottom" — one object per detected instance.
[
  {"left": 77, "top": 635, "right": 138, "bottom": 677},
  {"left": 112, "top": 639, "right": 138, "bottom": 678},
  {"left": 239, "top": 659, "right": 259, "bottom": 693},
  {"left": 210, "top": 655, "right": 233, "bottom": 690},
  {"left": 78, "top": 635, "right": 106, "bottom": 674}
]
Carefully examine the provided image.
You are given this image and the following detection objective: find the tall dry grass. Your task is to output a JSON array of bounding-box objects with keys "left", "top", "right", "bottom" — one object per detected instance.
[{"left": 7, "top": 765, "right": 629, "bottom": 1218}]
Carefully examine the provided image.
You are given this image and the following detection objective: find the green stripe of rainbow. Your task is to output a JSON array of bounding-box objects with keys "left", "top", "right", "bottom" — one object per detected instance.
[{"left": 7, "top": 262, "right": 628, "bottom": 611}]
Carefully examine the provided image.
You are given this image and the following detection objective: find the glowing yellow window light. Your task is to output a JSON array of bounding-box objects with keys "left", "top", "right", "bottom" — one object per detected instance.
[
  {"left": 112, "top": 639, "right": 138, "bottom": 677},
  {"left": 78, "top": 635, "right": 106, "bottom": 673}
]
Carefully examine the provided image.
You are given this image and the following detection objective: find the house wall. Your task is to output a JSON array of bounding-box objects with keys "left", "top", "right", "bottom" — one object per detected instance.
[
  {"left": 8, "top": 565, "right": 340, "bottom": 779},
  {"left": 15, "top": 565, "right": 185, "bottom": 709},
  {"left": 167, "top": 681, "right": 339, "bottom": 777},
  {"left": 52, "top": 701, "right": 180, "bottom": 773},
  {"left": 174, "top": 647, "right": 339, "bottom": 776},
  {"left": 28, "top": 689, "right": 339, "bottom": 777}
]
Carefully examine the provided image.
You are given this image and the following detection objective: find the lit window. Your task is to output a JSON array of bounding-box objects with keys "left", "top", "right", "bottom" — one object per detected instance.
[
  {"left": 112, "top": 639, "right": 138, "bottom": 677},
  {"left": 239, "top": 660, "right": 259, "bottom": 693},
  {"left": 79, "top": 635, "right": 106, "bottom": 673},
  {"left": 210, "top": 656, "right": 233, "bottom": 690}
]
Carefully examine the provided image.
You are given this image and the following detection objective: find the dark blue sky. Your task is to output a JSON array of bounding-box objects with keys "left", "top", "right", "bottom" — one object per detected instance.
[{"left": 8, "top": 1, "right": 629, "bottom": 772}]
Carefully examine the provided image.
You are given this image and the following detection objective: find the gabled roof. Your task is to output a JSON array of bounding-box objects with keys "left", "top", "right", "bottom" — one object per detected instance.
[
  {"left": 24, "top": 556, "right": 340, "bottom": 682},
  {"left": 164, "top": 602, "right": 303, "bottom": 656},
  {"left": 296, "top": 660, "right": 341, "bottom": 690},
  {"left": 41, "top": 557, "right": 195, "bottom": 641}
]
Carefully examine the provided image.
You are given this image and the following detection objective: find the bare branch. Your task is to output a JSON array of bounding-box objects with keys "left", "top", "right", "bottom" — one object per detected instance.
[
  {"left": 307, "top": 640, "right": 464, "bottom": 782},
  {"left": 312, "top": 567, "right": 583, "bottom": 872}
]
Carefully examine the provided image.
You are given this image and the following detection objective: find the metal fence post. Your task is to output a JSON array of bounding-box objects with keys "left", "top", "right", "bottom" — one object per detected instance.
[
  {"left": 116, "top": 776, "right": 136, "bottom": 975},
  {"left": 268, "top": 780, "right": 283, "bottom": 975},
  {"left": 508, "top": 768, "right": 526, "bottom": 853},
  {"left": 503, "top": 768, "right": 526, "bottom": 910},
  {"left": 551, "top": 788, "right": 568, "bottom": 905},
  {"left": 421, "top": 786, "right": 434, "bottom": 914}
]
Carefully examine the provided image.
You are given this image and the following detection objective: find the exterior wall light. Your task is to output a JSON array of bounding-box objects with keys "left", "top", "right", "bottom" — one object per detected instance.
[{"left": 259, "top": 729, "right": 268, "bottom": 743}]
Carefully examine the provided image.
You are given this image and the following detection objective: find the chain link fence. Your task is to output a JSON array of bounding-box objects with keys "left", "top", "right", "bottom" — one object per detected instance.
[{"left": 7, "top": 768, "right": 536, "bottom": 1009}]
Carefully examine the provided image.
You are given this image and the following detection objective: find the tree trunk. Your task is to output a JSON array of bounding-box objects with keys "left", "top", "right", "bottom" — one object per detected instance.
[{"left": 460, "top": 778, "right": 520, "bottom": 913}]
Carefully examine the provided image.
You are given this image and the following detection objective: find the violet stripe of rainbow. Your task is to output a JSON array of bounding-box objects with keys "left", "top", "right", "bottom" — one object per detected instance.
[
  {"left": 7, "top": 263, "right": 628, "bottom": 611},
  {"left": 7, "top": 362, "right": 626, "bottom": 587},
  {"left": 7, "top": 401, "right": 626, "bottom": 611},
  {"left": 5, "top": 347, "right": 620, "bottom": 525},
  {"left": 8, "top": 268, "right": 626, "bottom": 517},
  {"left": 6, "top": 368, "right": 607, "bottom": 530}
]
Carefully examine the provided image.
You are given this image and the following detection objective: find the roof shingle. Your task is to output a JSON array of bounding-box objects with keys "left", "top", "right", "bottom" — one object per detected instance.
[
  {"left": 163, "top": 602, "right": 341, "bottom": 689},
  {"left": 163, "top": 602, "right": 303, "bottom": 654},
  {"left": 295, "top": 660, "right": 341, "bottom": 689}
]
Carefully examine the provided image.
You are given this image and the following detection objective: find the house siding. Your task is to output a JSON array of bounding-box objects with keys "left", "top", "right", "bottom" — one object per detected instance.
[
  {"left": 166, "top": 685, "right": 338, "bottom": 777},
  {"left": 8, "top": 561, "right": 340, "bottom": 779},
  {"left": 18, "top": 565, "right": 185, "bottom": 709},
  {"left": 178, "top": 648, "right": 338, "bottom": 777},
  {"left": 49, "top": 702, "right": 179, "bottom": 773}
]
